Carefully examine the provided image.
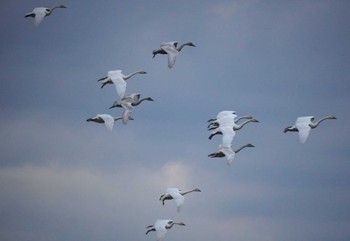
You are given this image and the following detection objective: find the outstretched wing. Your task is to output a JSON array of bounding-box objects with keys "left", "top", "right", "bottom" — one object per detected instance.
[
  {"left": 167, "top": 188, "right": 184, "bottom": 212},
  {"left": 161, "top": 43, "right": 179, "bottom": 68},
  {"left": 34, "top": 9, "right": 46, "bottom": 26},
  {"left": 99, "top": 114, "right": 114, "bottom": 131},
  {"left": 295, "top": 117, "right": 313, "bottom": 143},
  {"left": 108, "top": 70, "right": 126, "bottom": 98}
]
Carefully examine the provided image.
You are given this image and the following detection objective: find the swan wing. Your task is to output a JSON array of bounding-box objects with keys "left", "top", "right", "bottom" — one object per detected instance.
[
  {"left": 161, "top": 43, "right": 179, "bottom": 68},
  {"left": 155, "top": 220, "right": 169, "bottom": 241},
  {"left": 167, "top": 188, "right": 184, "bottom": 212},
  {"left": 220, "top": 126, "right": 235, "bottom": 147},
  {"left": 220, "top": 146, "right": 235, "bottom": 165},
  {"left": 109, "top": 70, "right": 126, "bottom": 98},
  {"left": 120, "top": 101, "right": 133, "bottom": 124},
  {"left": 295, "top": 116, "right": 313, "bottom": 143},
  {"left": 297, "top": 124, "right": 311, "bottom": 143},
  {"left": 98, "top": 114, "right": 114, "bottom": 131},
  {"left": 33, "top": 9, "right": 46, "bottom": 26}
]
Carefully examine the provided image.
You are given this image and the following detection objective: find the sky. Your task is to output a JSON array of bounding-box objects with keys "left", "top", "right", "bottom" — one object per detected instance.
[{"left": 0, "top": 0, "right": 350, "bottom": 241}]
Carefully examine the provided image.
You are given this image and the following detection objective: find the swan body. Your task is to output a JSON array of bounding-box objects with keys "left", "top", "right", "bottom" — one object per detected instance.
[
  {"left": 109, "top": 93, "right": 154, "bottom": 109},
  {"left": 25, "top": 5, "right": 66, "bottom": 26},
  {"left": 284, "top": 115, "right": 336, "bottom": 143},
  {"left": 152, "top": 41, "right": 196, "bottom": 68},
  {"left": 208, "top": 143, "right": 255, "bottom": 166},
  {"left": 98, "top": 70, "right": 147, "bottom": 98},
  {"left": 86, "top": 114, "right": 132, "bottom": 131},
  {"left": 159, "top": 187, "right": 201, "bottom": 212},
  {"left": 146, "top": 219, "right": 185, "bottom": 241}
]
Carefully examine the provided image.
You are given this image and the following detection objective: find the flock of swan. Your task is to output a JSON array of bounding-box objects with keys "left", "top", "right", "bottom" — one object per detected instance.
[{"left": 25, "top": 4, "right": 337, "bottom": 241}]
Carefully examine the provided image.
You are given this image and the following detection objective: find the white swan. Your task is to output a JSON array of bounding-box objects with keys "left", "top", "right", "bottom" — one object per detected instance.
[
  {"left": 86, "top": 114, "right": 132, "bottom": 131},
  {"left": 159, "top": 187, "right": 201, "bottom": 212},
  {"left": 25, "top": 5, "right": 66, "bottom": 26},
  {"left": 284, "top": 115, "right": 336, "bottom": 143},
  {"left": 208, "top": 118, "right": 259, "bottom": 140},
  {"left": 98, "top": 70, "right": 147, "bottom": 98},
  {"left": 146, "top": 219, "right": 185, "bottom": 241},
  {"left": 109, "top": 93, "right": 154, "bottom": 109},
  {"left": 208, "top": 143, "right": 255, "bottom": 166},
  {"left": 152, "top": 42, "right": 196, "bottom": 68},
  {"left": 208, "top": 115, "right": 253, "bottom": 129}
]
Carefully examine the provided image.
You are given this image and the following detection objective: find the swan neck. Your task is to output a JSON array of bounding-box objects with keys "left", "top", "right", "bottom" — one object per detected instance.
[
  {"left": 234, "top": 119, "right": 252, "bottom": 130},
  {"left": 123, "top": 71, "right": 143, "bottom": 80},
  {"left": 310, "top": 116, "right": 333, "bottom": 128}
]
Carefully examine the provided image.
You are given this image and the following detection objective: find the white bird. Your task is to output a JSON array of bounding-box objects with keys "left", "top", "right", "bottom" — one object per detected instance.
[
  {"left": 208, "top": 143, "right": 255, "bottom": 166},
  {"left": 208, "top": 114, "right": 253, "bottom": 129},
  {"left": 86, "top": 114, "right": 132, "bottom": 131},
  {"left": 98, "top": 70, "right": 147, "bottom": 98},
  {"left": 146, "top": 219, "right": 186, "bottom": 241},
  {"left": 208, "top": 118, "right": 259, "bottom": 140},
  {"left": 284, "top": 115, "right": 336, "bottom": 143},
  {"left": 159, "top": 187, "right": 201, "bottom": 212},
  {"left": 152, "top": 41, "right": 196, "bottom": 68},
  {"left": 109, "top": 93, "right": 154, "bottom": 109},
  {"left": 25, "top": 5, "right": 66, "bottom": 26}
]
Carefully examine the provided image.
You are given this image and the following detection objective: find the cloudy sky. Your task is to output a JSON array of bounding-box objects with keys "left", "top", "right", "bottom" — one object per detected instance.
[{"left": 1, "top": 1, "right": 350, "bottom": 241}]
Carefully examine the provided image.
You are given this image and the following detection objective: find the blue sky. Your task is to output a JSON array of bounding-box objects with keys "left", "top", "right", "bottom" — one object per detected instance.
[{"left": 1, "top": 1, "right": 350, "bottom": 241}]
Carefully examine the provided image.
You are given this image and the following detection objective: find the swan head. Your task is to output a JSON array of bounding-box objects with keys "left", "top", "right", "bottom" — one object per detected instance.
[
  {"left": 250, "top": 118, "right": 259, "bottom": 123},
  {"left": 55, "top": 5, "right": 67, "bottom": 9},
  {"left": 193, "top": 188, "right": 201, "bottom": 192},
  {"left": 186, "top": 42, "right": 196, "bottom": 47},
  {"left": 327, "top": 115, "right": 337, "bottom": 120},
  {"left": 245, "top": 143, "right": 255, "bottom": 148},
  {"left": 146, "top": 97, "right": 154, "bottom": 101},
  {"left": 139, "top": 70, "right": 147, "bottom": 74}
]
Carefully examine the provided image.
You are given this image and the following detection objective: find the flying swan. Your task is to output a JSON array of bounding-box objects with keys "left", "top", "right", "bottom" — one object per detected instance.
[
  {"left": 146, "top": 219, "right": 185, "bottom": 241},
  {"left": 86, "top": 114, "right": 132, "bottom": 131},
  {"left": 159, "top": 187, "right": 201, "bottom": 212},
  {"left": 25, "top": 5, "right": 66, "bottom": 26},
  {"left": 152, "top": 41, "right": 196, "bottom": 68},
  {"left": 208, "top": 143, "right": 255, "bottom": 166},
  {"left": 208, "top": 118, "right": 259, "bottom": 140},
  {"left": 284, "top": 115, "right": 336, "bottom": 143},
  {"left": 97, "top": 70, "right": 147, "bottom": 98},
  {"left": 109, "top": 93, "right": 154, "bottom": 109}
]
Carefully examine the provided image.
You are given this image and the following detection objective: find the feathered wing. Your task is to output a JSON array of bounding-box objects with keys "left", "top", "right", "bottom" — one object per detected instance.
[
  {"left": 108, "top": 70, "right": 126, "bottom": 98},
  {"left": 120, "top": 101, "right": 133, "bottom": 124},
  {"left": 297, "top": 124, "right": 311, "bottom": 143},
  {"left": 167, "top": 188, "right": 184, "bottom": 212},
  {"left": 220, "top": 126, "right": 235, "bottom": 147},
  {"left": 155, "top": 220, "right": 169, "bottom": 241},
  {"left": 161, "top": 43, "right": 179, "bottom": 68},
  {"left": 34, "top": 9, "right": 46, "bottom": 26},
  {"left": 295, "top": 116, "right": 313, "bottom": 143},
  {"left": 99, "top": 114, "right": 114, "bottom": 131},
  {"left": 219, "top": 146, "right": 235, "bottom": 165}
]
